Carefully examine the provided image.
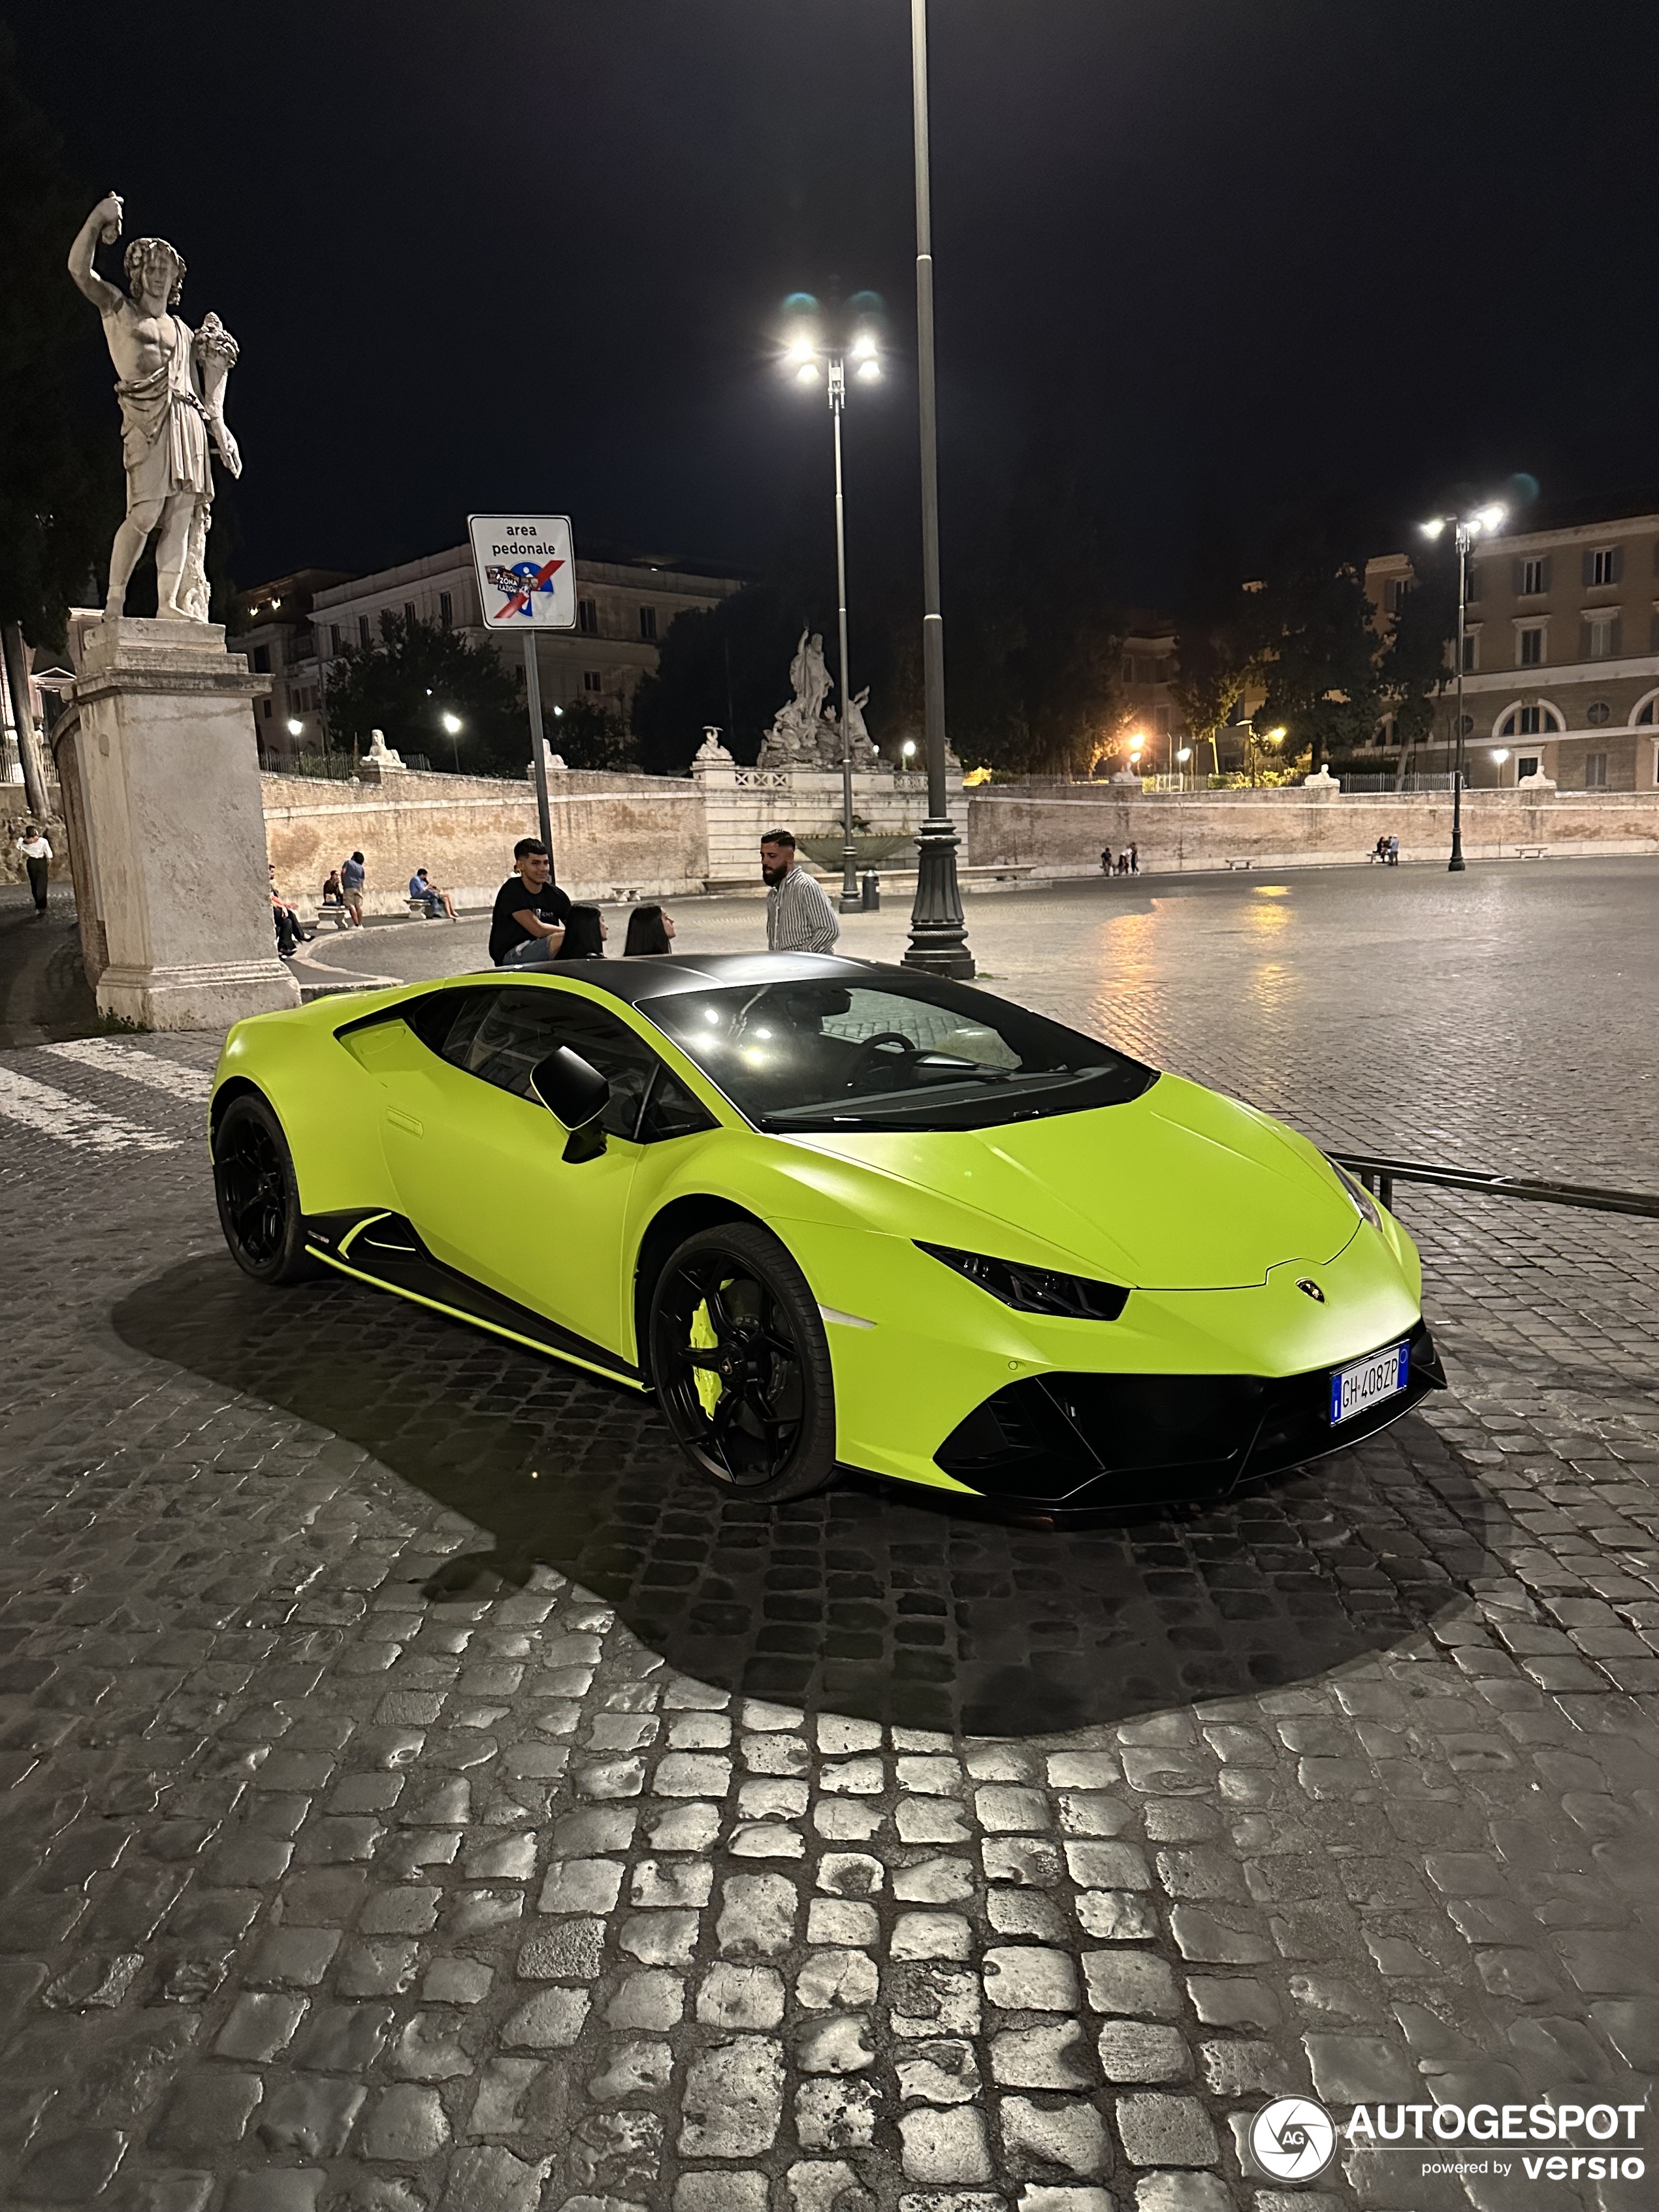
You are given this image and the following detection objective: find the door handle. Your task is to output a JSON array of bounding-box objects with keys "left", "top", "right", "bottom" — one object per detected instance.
[{"left": 387, "top": 1107, "right": 424, "bottom": 1137}]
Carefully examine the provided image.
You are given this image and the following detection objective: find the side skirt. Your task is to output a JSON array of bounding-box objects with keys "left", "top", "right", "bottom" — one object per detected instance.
[{"left": 304, "top": 1208, "right": 647, "bottom": 1394}]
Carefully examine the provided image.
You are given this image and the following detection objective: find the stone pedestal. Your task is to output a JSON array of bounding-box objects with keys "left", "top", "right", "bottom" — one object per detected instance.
[{"left": 65, "top": 616, "right": 299, "bottom": 1029}]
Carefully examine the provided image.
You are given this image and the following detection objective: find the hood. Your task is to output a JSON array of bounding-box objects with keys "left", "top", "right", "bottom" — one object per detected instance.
[{"left": 792, "top": 1073, "right": 1359, "bottom": 1289}]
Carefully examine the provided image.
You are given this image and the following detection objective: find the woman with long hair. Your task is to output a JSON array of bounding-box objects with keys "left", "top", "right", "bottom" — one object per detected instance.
[
  {"left": 554, "top": 905, "right": 607, "bottom": 958},
  {"left": 623, "top": 903, "right": 676, "bottom": 955}
]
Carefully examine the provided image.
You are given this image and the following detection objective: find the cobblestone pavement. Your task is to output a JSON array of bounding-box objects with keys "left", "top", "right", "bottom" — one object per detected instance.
[{"left": 1, "top": 862, "right": 1656, "bottom": 2212}]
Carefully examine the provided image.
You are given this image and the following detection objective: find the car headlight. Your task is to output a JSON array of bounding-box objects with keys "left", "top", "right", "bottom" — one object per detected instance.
[
  {"left": 917, "top": 1242, "right": 1129, "bottom": 1321},
  {"left": 1331, "top": 1161, "right": 1383, "bottom": 1230}
]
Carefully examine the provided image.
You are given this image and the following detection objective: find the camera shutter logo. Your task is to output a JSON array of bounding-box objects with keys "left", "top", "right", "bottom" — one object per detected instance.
[{"left": 1249, "top": 2096, "right": 1338, "bottom": 2183}]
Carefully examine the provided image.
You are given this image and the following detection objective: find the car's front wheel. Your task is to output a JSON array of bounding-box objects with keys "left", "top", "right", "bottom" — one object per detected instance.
[
  {"left": 649, "top": 1222, "right": 837, "bottom": 1503},
  {"left": 213, "top": 1093, "right": 320, "bottom": 1285}
]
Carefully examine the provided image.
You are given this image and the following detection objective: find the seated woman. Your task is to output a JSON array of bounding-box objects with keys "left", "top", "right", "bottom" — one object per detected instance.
[
  {"left": 553, "top": 905, "right": 607, "bottom": 958},
  {"left": 623, "top": 903, "right": 675, "bottom": 955}
]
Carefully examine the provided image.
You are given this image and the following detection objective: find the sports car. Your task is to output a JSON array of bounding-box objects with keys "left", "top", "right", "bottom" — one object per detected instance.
[{"left": 209, "top": 952, "right": 1444, "bottom": 1513}]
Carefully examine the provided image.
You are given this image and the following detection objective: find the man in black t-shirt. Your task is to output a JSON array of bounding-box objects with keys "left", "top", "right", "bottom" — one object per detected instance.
[{"left": 489, "top": 837, "right": 574, "bottom": 965}]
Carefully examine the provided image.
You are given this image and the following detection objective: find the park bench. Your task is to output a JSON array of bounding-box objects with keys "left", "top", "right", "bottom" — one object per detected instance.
[
  {"left": 1224, "top": 857, "right": 1254, "bottom": 871},
  {"left": 315, "top": 903, "right": 351, "bottom": 930},
  {"left": 1513, "top": 845, "right": 1547, "bottom": 859}
]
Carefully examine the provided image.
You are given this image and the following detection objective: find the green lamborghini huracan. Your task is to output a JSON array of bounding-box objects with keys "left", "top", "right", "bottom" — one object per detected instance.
[{"left": 209, "top": 952, "right": 1443, "bottom": 1511}]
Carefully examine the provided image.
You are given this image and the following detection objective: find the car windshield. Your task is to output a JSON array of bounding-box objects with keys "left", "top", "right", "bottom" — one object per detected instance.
[{"left": 643, "top": 974, "right": 1156, "bottom": 1131}]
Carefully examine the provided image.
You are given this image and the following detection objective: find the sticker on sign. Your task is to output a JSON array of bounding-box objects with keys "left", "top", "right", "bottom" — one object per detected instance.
[{"left": 468, "top": 515, "right": 577, "bottom": 630}]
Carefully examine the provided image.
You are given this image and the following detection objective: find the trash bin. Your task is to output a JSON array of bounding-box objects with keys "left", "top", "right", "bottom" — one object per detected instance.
[{"left": 860, "top": 871, "right": 880, "bottom": 911}]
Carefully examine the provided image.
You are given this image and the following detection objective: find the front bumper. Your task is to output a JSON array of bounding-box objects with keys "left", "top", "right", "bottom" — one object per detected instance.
[{"left": 932, "top": 1319, "right": 1445, "bottom": 1515}]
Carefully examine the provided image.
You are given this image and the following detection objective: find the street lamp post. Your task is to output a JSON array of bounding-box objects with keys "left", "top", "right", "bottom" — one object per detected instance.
[
  {"left": 903, "top": 0, "right": 973, "bottom": 977},
  {"left": 1421, "top": 502, "right": 1506, "bottom": 872}
]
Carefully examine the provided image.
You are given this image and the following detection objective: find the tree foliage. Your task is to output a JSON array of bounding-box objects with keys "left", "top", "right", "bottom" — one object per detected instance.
[
  {"left": 323, "top": 613, "right": 524, "bottom": 774},
  {"left": 630, "top": 585, "right": 805, "bottom": 772},
  {"left": 549, "top": 696, "right": 636, "bottom": 773},
  {"left": 0, "top": 29, "right": 121, "bottom": 646},
  {"left": 1246, "top": 521, "right": 1383, "bottom": 770},
  {"left": 1377, "top": 539, "right": 1456, "bottom": 759}
]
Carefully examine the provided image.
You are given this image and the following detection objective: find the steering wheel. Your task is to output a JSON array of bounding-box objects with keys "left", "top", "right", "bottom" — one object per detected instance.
[{"left": 848, "top": 1031, "right": 922, "bottom": 1085}]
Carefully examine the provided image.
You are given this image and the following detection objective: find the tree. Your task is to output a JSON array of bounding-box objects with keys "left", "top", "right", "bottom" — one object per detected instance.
[
  {"left": 550, "top": 697, "right": 636, "bottom": 773},
  {"left": 1377, "top": 541, "right": 1456, "bottom": 778},
  {"left": 1246, "top": 518, "right": 1383, "bottom": 772},
  {"left": 0, "top": 29, "right": 120, "bottom": 652},
  {"left": 630, "top": 585, "right": 805, "bottom": 771},
  {"left": 324, "top": 612, "right": 524, "bottom": 774},
  {"left": 950, "top": 438, "right": 1123, "bottom": 775}
]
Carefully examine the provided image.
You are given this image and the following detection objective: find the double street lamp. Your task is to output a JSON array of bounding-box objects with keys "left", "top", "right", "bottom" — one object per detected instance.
[
  {"left": 785, "top": 306, "right": 882, "bottom": 913},
  {"left": 1420, "top": 502, "right": 1506, "bottom": 872}
]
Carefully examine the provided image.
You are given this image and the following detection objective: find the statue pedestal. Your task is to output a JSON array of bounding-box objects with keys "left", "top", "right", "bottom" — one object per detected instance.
[{"left": 64, "top": 617, "right": 299, "bottom": 1029}]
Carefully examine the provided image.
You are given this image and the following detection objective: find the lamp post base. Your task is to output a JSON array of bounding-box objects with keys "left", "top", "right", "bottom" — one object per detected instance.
[
  {"left": 839, "top": 842, "right": 862, "bottom": 913},
  {"left": 903, "top": 813, "right": 974, "bottom": 978}
]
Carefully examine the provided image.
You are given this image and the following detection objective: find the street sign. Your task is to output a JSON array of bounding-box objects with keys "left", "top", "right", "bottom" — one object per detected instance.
[{"left": 468, "top": 515, "right": 577, "bottom": 630}]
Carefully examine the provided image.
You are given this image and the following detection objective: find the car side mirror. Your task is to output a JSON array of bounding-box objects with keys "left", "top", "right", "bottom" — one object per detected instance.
[{"left": 530, "top": 1048, "right": 609, "bottom": 1162}]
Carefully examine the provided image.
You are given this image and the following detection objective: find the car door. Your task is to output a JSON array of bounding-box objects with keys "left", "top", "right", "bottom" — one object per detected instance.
[{"left": 380, "top": 982, "right": 685, "bottom": 1362}]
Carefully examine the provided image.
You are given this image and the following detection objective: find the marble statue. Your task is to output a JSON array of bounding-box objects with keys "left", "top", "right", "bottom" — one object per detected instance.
[
  {"left": 69, "top": 193, "right": 242, "bottom": 623},
  {"left": 363, "top": 728, "right": 406, "bottom": 771},
  {"left": 756, "top": 633, "right": 880, "bottom": 771}
]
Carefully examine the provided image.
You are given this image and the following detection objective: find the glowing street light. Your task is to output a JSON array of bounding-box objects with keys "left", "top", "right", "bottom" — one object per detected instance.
[
  {"left": 439, "top": 708, "right": 464, "bottom": 771},
  {"left": 783, "top": 295, "right": 884, "bottom": 910},
  {"left": 1420, "top": 501, "right": 1508, "bottom": 871},
  {"left": 285, "top": 716, "right": 302, "bottom": 738}
]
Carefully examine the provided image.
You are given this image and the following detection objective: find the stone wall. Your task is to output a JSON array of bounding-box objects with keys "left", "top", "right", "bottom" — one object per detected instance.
[
  {"left": 261, "top": 768, "right": 708, "bottom": 916},
  {"left": 965, "top": 783, "right": 1659, "bottom": 874}
]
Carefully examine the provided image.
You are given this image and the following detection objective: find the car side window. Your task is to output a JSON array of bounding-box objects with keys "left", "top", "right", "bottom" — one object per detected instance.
[{"left": 430, "top": 986, "right": 714, "bottom": 1144}]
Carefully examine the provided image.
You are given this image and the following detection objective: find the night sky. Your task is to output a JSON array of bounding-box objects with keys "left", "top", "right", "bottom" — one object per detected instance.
[{"left": 14, "top": 0, "right": 1659, "bottom": 608}]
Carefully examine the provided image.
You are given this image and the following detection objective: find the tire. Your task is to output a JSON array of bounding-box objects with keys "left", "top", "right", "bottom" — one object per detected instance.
[
  {"left": 213, "top": 1093, "right": 321, "bottom": 1285},
  {"left": 649, "top": 1221, "right": 838, "bottom": 1503}
]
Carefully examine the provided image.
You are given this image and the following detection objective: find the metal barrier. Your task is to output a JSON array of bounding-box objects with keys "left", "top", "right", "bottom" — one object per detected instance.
[{"left": 1332, "top": 1153, "right": 1659, "bottom": 1221}]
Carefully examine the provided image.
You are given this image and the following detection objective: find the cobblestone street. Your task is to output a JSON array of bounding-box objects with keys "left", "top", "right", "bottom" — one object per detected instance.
[{"left": 1, "top": 860, "right": 1656, "bottom": 2212}]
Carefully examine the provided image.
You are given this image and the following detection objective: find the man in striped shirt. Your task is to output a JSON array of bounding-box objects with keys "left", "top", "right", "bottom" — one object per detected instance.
[{"left": 761, "top": 829, "right": 841, "bottom": 955}]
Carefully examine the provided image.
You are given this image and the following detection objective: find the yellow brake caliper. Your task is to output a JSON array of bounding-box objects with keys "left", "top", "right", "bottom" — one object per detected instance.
[{"left": 690, "top": 1294, "right": 722, "bottom": 1418}]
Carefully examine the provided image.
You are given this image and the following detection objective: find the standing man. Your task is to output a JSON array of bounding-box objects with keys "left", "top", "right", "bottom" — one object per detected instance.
[
  {"left": 340, "top": 850, "right": 366, "bottom": 926},
  {"left": 17, "top": 825, "right": 52, "bottom": 917},
  {"left": 490, "top": 837, "right": 572, "bottom": 967},
  {"left": 761, "top": 830, "right": 840, "bottom": 955}
]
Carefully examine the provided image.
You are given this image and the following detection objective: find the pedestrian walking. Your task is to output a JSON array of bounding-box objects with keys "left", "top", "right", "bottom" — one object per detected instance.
[
  {"left": 16, "top": 825, "right": 51, "bottom": 916},
  {"left": 624, "top": 903, "right": 676, "bottom": 955},
  {"left": 1129, "top": 842, "right": 1140, "bottom": 874},
  {"left": 340, "top": 850, "right": 366, "bottom": 925},
  {"left": 489, "top": 837, "right": 573, "bottom": 967},
  {"left": 1100, "top": 846, "right": 1113, "bottom": 876},
  {"left": 761, "top": 830, "right": 840, "bottom": 954},
  {"left": 1387, "top": 834, "right": 1400, "bottom": 867}
]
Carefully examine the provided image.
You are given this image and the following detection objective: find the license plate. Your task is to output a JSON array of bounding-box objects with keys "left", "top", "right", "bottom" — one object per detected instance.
[{"left": 1329, "top": 1341, "right": 1408, "bottom": 1424}]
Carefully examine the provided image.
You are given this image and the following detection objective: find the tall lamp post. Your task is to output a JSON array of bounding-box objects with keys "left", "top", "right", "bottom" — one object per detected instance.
[
  {"left": 785, "top": 314, "right": 882, "bottom": 912},
  {"left": 1420, "top": 502, "right": 1506, "bottom": 871},
  {"left": 903, "top": 0, "right": 973, "bottom": 976}
]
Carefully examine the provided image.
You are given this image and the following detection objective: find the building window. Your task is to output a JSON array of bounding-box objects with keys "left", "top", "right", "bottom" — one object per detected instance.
[
  {"left": 1385, "top": 577, "right": 1411, "bottom": 613},
  {"left": 1635, "top": 693, "right": 1658, "bottom": 726},
  {"left": 1585, "top": 751, "right": 1607, "bottom": 787},
  {"left": 439, "top": 592, "right": 453, "bottom": 629},
  {"left": 1587, "top": 700, "right": 1611, "bottom": 726},
  {"left": 358, "top": 615, "right": 370, "bottom": 646},
  {"left": 1153, "top": 704, "right": 1170, "bottom": 733},
  {"left": 583, "top": 670, "right": 603, "bottom": 694},
  {"left": 1518, "top": 755, "right": 1539, "bottom": 780},
  {"left": 1460, "top": 632, "right": 1477, "bottom": 671},
  {"left": 1584, "top": 613, "right": 1619, "bottom": 659},
  {"left": 1498, "top": 704, "right": 1564, "bottom": 737},
  {"left": 639, "top": 605, "right": 658, "bottom": 643},
  {"left": 261, "top": 697, "right": 272, "bottom": 720},
  {"left": 577, "top": 598, "right": 598, "bottom": 635},
  {"left": 1464, "top": 564, "right": 1480, "bottom": 603},
  {"left": 330, "top": 625, "right": 342, "bottom": 654},
  {"left": 1519, "top": 556, "right": 1550, "bottom": 596},
  {"left": 1518, "top": 627, "right": 1543, "bottom": 667},
  {"left": 401, "top": 601, "right": 415, "bottom": 629},
  {"left": 251, "top": 645, "right": 270, "bottom": 673},
  {"left": 1588, "top": 547, "right": 1621, "bottom": 587}
]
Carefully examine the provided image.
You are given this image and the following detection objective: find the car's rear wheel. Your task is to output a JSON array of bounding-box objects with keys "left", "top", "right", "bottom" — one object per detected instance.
[
  {"left": 213, "top": 1093, "right": 319, "bottom": 1285},
  {"left": 649, "top": 1223, "right": 837, "bottom": 1503}
]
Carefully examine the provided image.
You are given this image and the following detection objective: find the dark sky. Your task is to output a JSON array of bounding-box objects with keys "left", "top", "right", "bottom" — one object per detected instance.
[{"left": 15, "top": 0, "right": 1659, "bottom": 609}]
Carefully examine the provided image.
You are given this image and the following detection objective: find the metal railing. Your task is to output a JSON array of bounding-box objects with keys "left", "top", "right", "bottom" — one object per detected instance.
[{"left": 1332, "top": 1152, "right": 1659, "bottom": 1221}]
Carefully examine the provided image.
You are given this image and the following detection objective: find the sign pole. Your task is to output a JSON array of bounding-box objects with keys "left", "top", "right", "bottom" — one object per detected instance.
[{"left": 523, "top": 631, "right": 553, "bottom": 859}]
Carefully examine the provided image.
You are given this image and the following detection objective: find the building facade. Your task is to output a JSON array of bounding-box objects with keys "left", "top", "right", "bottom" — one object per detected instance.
[
  {"left": 1366, "top": 494, "right": 1659, "bottom": 792},
  {"left": 233, "top": 547, "right": 741, "bottom": 765}
]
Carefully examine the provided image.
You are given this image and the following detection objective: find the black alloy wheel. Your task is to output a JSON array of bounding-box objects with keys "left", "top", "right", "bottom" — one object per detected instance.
[
  {"left": 213, "top": 1093, "right": 319, "bottom": 1285},
  {"left": 649, "top": 1222, "right": 837, "bottom": 1503}
]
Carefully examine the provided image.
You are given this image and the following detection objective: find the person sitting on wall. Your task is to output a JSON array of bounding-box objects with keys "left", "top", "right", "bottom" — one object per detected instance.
[
  {"left": 408, "top": 867, "right": 457, "bottom": 920},
  {"left": 269, "top": 864, "right": 310, "bottom": 957},
  {"left": 489, "top": 837, "right": 572, "bottom": 967}
]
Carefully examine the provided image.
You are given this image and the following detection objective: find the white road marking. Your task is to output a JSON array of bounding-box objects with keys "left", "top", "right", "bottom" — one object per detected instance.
[
  {"left": 0, "top": 1065, "right": 180, "bottom": 1153},
  {"left": 291, "top": 943, "right": 402, "bottom": 989},
  {"left": 43, "top": 1037, "right": 214, "bottom": 1102}
]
